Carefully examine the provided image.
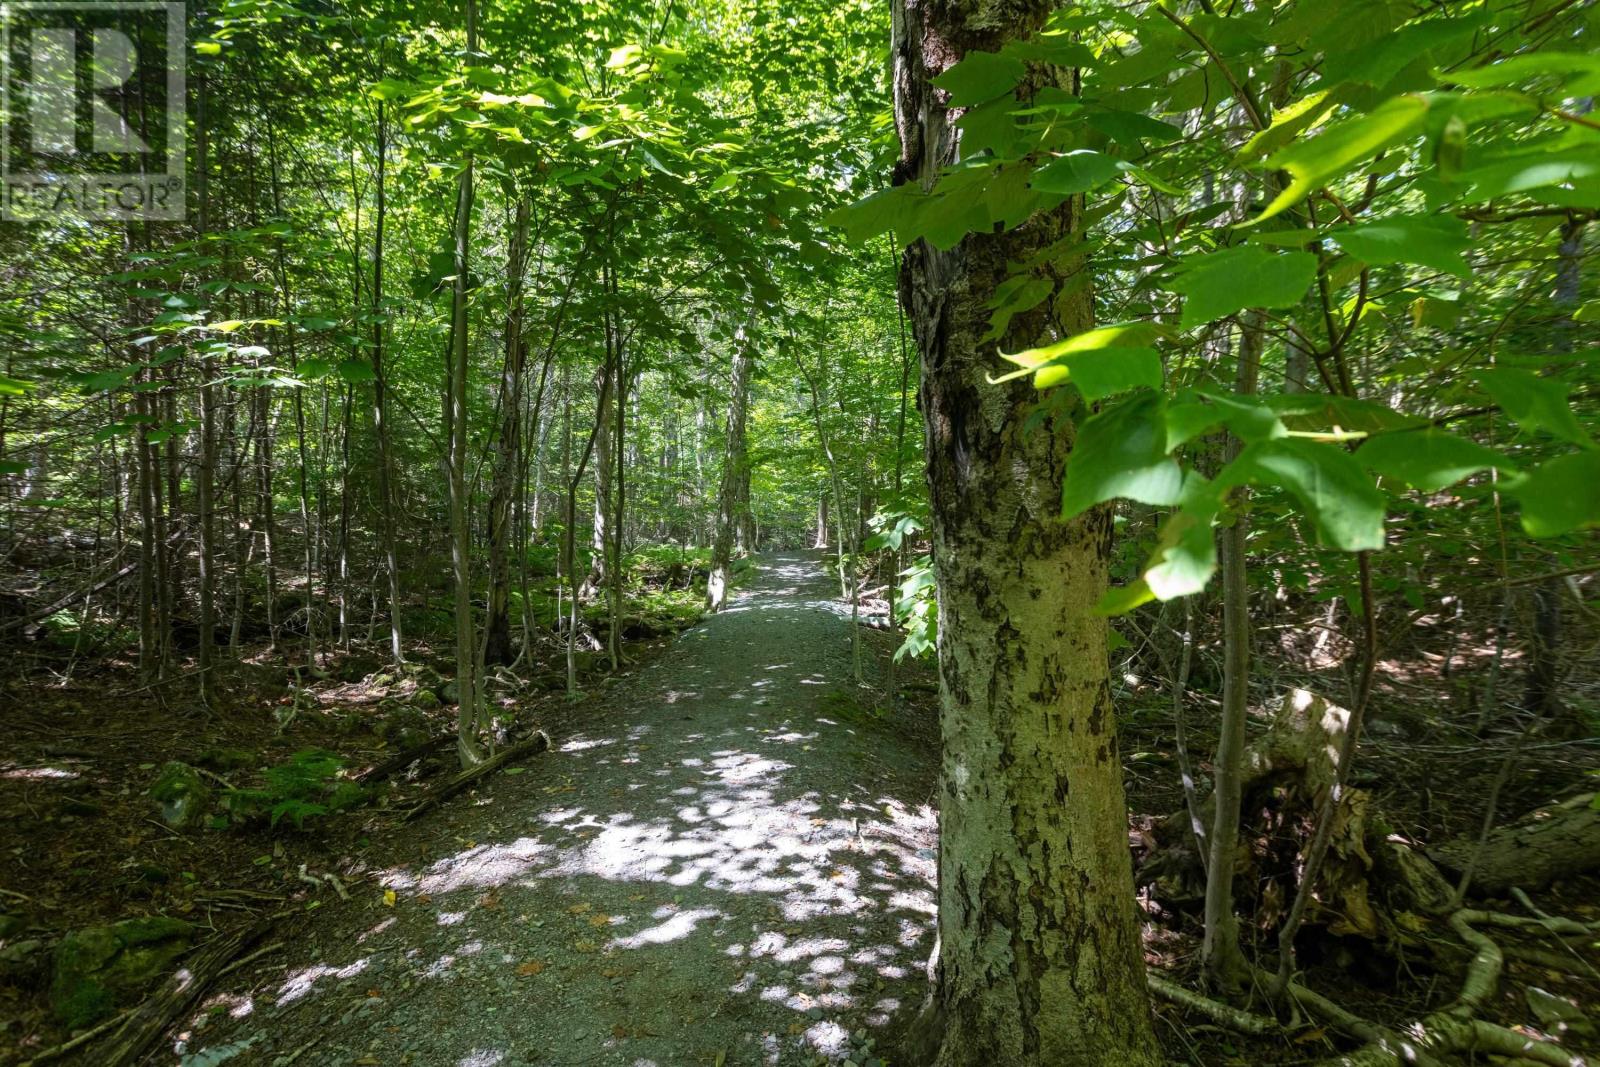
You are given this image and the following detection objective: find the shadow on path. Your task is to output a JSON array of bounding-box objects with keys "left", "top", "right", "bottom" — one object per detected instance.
[{"left": 184, "top": 553, "right": 937, "bottom": 1067}]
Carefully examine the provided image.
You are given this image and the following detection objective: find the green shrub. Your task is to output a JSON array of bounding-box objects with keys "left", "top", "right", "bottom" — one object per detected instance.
[{"left": 223, "top": 749, "right": 366, "bottom": 829}]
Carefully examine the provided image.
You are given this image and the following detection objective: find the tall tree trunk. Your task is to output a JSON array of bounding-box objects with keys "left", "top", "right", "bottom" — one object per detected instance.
[
  {"left": 1522, "top": 216, "right": 1584, "bottom": 723},
  {"left": 336, "top": 383, "right": 353, "bottom": 649},
  {"left": 136, "top": 371, "right": 159, "bottom": 682},
  {"left": 266, "top": 113, "right": 316, "bottom": 666},
  {"left": 448, "top": 0, "right": 482, "bottom": 767},
  {"left": 796, "top": 351, "right": 860, "bottom": 674},
  {"left": 195, "top": 71, "right": 217, "bottom": 702},
  {"left": 484, "top": 199, "right": 530, "bottom": 667},
  {"left": 564, "top": 357, "right": 613, "bottom": 692},
  {"left": 886, "top": 234, "right": 913, "bottom": 699},
  {"left": 370, "top": 98, "right": 404, "bottom": 665},
  {"left": 580, "top": 362, "right": 612, "bottom": 599},
  {"left": 892, "top": 1, "right": 1158, "bottom": 1062},
  {"left": 607, "top": 291, "right": 627, "bottom": 671},
  {"left": 1200, "top": 316, "right": 1263, "bottom": 991},
  {"left": 706, "top": 320, "right": 753, "bottom": 612},
  {"left": 256, "top": 382, "right": 277, "bottom": 649}
]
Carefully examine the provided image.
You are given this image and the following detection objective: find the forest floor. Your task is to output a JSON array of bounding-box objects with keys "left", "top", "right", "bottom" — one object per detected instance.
[
  {"left": 156, "top": 552, "right": 941, "bottom": 1067},
  {"left": 6, "top": 552, "right": 1598, "bottom": 1066}
]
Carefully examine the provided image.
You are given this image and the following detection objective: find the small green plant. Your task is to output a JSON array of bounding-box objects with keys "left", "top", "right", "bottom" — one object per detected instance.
[{"left": 223, "top": 749, "right": 366, "bottom": 829}]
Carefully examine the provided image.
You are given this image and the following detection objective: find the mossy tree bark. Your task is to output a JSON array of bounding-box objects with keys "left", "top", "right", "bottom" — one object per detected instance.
[{"left": 891, "top": 0, "right": 1159, "bottom": 1062}]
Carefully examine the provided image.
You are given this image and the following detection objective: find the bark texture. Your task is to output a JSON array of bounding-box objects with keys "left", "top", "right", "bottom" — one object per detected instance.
[
  {"left": 891, "top": 0, "right": 1157, "bottom": 1062},
  {"left": 707, "top": 330, "right": 752, "bottom": 613},
  {"left": 1432, "top": 792, "right": 1600, "bottom": 894},
  {"left": 484, "top": 200, "right": 530, "bottom": 666}
]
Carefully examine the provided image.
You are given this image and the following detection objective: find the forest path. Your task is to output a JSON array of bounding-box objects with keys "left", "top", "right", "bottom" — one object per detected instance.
[{"left": 188, "top": 552, "right": 937, "bottom": 1067}]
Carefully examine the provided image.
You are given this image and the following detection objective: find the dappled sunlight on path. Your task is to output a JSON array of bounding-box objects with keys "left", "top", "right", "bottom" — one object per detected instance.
[{"left": 184, "top": 553, "right": 936, "bottom": 1067}]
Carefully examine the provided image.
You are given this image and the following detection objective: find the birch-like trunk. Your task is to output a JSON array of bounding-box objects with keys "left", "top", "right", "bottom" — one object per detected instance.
[
  {"left": 447, "top": 0, "right": 482, "bottom": 767},
  {"left": 706, "top": 325, "right": 752, "bottom": 612}
]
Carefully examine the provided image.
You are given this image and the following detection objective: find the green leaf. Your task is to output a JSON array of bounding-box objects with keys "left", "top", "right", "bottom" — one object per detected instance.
[
  {"left": 1062, "top": 391, "right": 1184, "bottom": 518},
  {"left": 1063, "top": 348, "right": 1162, "bottom": 402},
  {"left": 370, "top": 79, "right": 412, "bottom": 101},
  {"left": 1439, "top": 52, "right": 1600, "bottom": 89},
  {"left": 1454, "top": 147, "right": 1600, "bottom": 204},
  {"left": 1265, "top": 394, "right": 1425, "bottom": 434},
  {"left": 1031, "top": 150, "right": 1124, "bottom": 195},
  {"left": 337, "top": 359, "right": 377, "bottom": 383},
  {"left": 933, "top": 51, "right": 1025, "bottom": 107},
  {"left": 823, "top": 185, "right": 922, "bottom": 245},
  {"left": 1358, "top": 428, "right": 1513, "bottom": 491},
  {"left": 0, "top": 374, "right": 32, "bottom": 396},
  {"left": 1007, "top": 35, "right": 1096, "bottom": 70},
  {"left": 1095, "top": 579, "right": 1156, "bottom": 616},
  {"left": 1164, "top": 391, "right": 1286, "bottom": 451},
  {"left": 1333, "top": 214, "right": 1471, "bottom": 279},
  {"left": 1167, "top": 247, "right": 1318, "bottom": 328},
  {"left": 1237, "top": 89, "right": 1337, "bottom": 163},
  {"left": 1143, "top": 493, "right": 1221, "bottom": 600},
  {"left": 1084, "top": 108, "right": 1182, "bottom": 146},
  {"left": 995, "top": 321, "right": 1168, "bottom": 392},
  {"left": 0, "top": 460, "right": 25, "bottom": 475},
  {"left": 1218, "top": 439, "right": 1386, "bottom": 550},
  {"left": 1256, "top": 95, "right": 1429, "bottom": 223},
  {"left": 1474, "top": 369, "right": 1595, "bottom": 448},
  {"left": 1512, "top": 452, "right": 1600, "bottom": 537},
  {"left": 983, "top": 275, "right": 1054, "bottom": 342},
  {"left": 1320, "top": 13, "right": 1489, "bottom": 92}
]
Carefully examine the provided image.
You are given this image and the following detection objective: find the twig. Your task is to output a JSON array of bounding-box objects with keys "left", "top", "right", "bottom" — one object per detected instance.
[
  {"left": 215, "top": 940, "right": 285, "bottom": 979},
  {"left": 1509, "top": 888, "right": 1600, "bottom": 979},
  {"left": 277, "top": 1036, "right": 323, "bottom": 1065},
  {"left": 19, "top": 1009, "right": 132, "bottom": 1066}
]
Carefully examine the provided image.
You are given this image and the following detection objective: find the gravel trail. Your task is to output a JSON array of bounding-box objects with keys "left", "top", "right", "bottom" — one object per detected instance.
[{"left": 180, "top": 552, "right": 938, "bottom": 1067}]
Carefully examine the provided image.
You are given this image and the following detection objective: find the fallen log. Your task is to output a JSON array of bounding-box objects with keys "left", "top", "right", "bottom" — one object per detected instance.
[
  {"left": 353, "top": 732, "right": 454, "bottom": 786},
  {"left": 400, "top": 730, "right": 551, "bottom": 822},
  {"left": 1430, "top": 793, "right": 1600, "bottom": 895},
  {"left": 94, "top": 913, "right": 277, "bottom": 1067}
]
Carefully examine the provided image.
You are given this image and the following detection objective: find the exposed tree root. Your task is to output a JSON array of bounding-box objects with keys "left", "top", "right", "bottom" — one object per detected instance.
[
  {"left": 1304, "top": 909, "right": 1591, "bottom": 1067},
  {"left": 1317, "top": 1015, "right": 1587, "bottom": 1067},
  {"left": 1146, "top": 974, "right": 1278, "bottom": 1035}
]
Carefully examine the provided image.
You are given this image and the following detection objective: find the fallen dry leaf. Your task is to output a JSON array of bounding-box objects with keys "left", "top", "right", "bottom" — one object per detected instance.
[{"left": 516, "top": 960, "right": 546, "bottom": 976}]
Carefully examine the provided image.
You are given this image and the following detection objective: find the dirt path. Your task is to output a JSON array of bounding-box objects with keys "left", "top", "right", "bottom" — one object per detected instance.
[{"left": 180, "top": 553, "right": 937, "bottom": 1067}]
